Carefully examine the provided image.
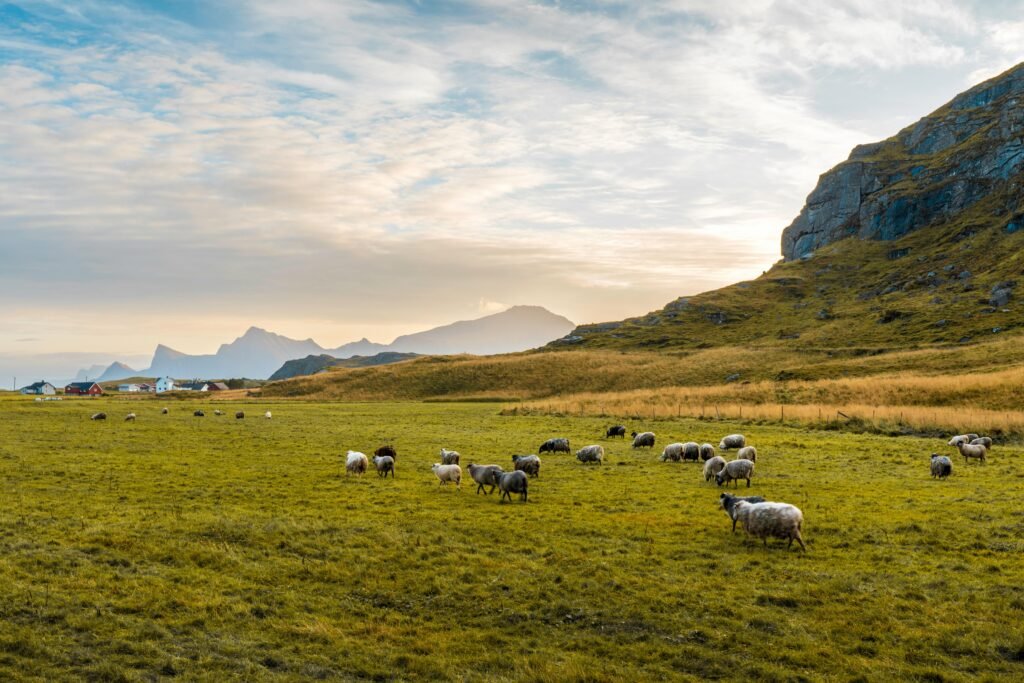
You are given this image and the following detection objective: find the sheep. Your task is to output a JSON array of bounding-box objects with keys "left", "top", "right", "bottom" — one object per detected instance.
[
  {"left": 467, "top": 463, "right": 504, "bottom": 495},
  {"left": 372, "top": 455, "right": 395, "bottom": 479},
  {"left": 161, "top": 408, "right": 169, "bottom": 415},
  {"left": 718, "top": 492, "right": 767, "bottom": 532},
  {"left": 703, "top": 456, "right": 727, "bottom": 482},
  {"left": 264, "top": 411, "right": 272, "bottom": 419},
  {"left": 194, "top": 410, "right": 205, "bottom": 417},
  {"left": 345, "top": 450, "right": 368, "bottom": 476},
  {"left": 213, "top": 410, "right": 224, "bottom": 416},
  {"left": 606, "top": 425, "right": 627, "bottom": 438},
  {"left": 631, "top": 431, "right": 655, "bottom": 449},
  {"left": 699, "top": 443, "right": 715, "bottom": 461},
  {"left": 737, "top": 446, "right": 757, "bottom": 462},
  {"left": 440, "top": 448, "right": 460, "bottom": 465},
  {"left": 659, "top": 443, "right": 684, "bottom": 462},
  {"left": 235, "top": 411, "right": 244, "bottom": 419},
  {"left": 90, "top": 412, "right": 107, "bottom": 421},
  {"left": 496, "top": 470, "right": 528, "bottom": 502},
  {"left": 930, "top": 453, "right": 952, "bottom": 479},
  {"left": 715, "top": 459, "right": 755, "bottom": 488},
  {"left": 576, "top": 444, "right": 605, "bottom": 464},
  {"left": 431, "top": 463, "right": 462, "bottom": 489},
  {"left": 374, "top": 445, "right": 397, "bottom": 461},
  {"left": 719, "top": 434, "right": 746, "bottom": 450},
  {"left": 947, "top": 433, "right": 979, "bottom": 447},
  {"left": 970, "top": 436, "right": 993, "bottom": 449},
  {"left": 731, "top": 500, "right": 806, "bottom": 550},
  {"left": 539, "top": 438, "right": 570, "bottom": 454},
  {"left": 681, "top": 442, "right": 700, "bottom": 462},
  {"left": 955, "top": 441, "right": 987, "bottom": 465},
  {"left": 124, "top": 413, "right": 136, "bottom": 422},
  {"left": 512, "top": 454, "right": 541, "bottom": 478}
]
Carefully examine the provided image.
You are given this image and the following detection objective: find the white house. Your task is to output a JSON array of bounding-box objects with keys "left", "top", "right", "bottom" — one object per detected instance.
[
  {"left": 20, "top": 381, "right": 56, "bottom": 395},
  {"left": 155, "top": 377, "right": 176, "bottom": 393},
  {"left": 118, "top": 383, "right": 140, "bottom": 392}
]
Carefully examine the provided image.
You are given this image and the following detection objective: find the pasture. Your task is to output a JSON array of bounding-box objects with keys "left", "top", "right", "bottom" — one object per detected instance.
[{"left": 0, "top": 396, "right": 1022, "bottom": 681}]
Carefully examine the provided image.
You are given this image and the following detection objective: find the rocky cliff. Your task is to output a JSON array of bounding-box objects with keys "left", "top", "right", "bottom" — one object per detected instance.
[{"left": 782, "top": 63, "right": 1024, "bottom": 260}]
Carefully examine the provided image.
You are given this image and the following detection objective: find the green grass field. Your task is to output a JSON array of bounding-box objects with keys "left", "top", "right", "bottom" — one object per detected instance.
[{"left": 1, "top": 396, "right": 1022, "bottom": 681}]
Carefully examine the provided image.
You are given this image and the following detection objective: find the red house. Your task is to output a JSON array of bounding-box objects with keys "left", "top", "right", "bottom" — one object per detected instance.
[{"left": 65, "top": 382, "right": 103, "bottom": 396}]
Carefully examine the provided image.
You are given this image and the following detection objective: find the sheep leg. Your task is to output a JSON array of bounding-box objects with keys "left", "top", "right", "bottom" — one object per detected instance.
[
  {"left": 794, "top": 533, "right": 806, "bottom": 551},
  {"left": 745, "top": 477, "right": 751, "bottom": 488}
]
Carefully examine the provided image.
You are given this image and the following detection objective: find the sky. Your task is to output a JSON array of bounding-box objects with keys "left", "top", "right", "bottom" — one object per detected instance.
[{"left": 2, "top": 0, "right": 1024, "bottom": 374}]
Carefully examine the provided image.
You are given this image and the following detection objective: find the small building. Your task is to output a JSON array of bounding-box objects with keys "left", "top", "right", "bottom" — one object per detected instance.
[
  {"left": 179, "top": 381, "right": 209, "bottom": 392},
  {"left": 138, "top": 383, "right": 153, "bottom": 392},
  {"left": 155, "top": 377, "right": 176, "bottom": 393},
  {"left": 20, "top": 381, "right": 56, "bottom": 395},
  {"left": 206, "top": 381, "right": 229, "bottom": 391},
  {"left": 65, "top": 381, "right": 102, "bottom": 396},
  {"left": 118, "top": 383, "right": 141, "bottom": 393}
]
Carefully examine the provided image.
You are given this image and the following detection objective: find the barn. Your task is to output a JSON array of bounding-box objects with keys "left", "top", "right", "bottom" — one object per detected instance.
[{"left": 65, "top": 382, "right": 102, "bottom": 396}]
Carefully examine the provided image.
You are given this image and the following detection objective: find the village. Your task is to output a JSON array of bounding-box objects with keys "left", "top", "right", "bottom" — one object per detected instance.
[{"left": 18, "top": 378, "right": 230, "bottom": 396}]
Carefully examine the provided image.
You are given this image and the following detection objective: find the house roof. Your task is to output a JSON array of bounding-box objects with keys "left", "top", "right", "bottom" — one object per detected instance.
[
  {"left": 66, "top": 381, "right": 100, "bottom": 390},
  {"left": 21, "top": 381, "right": 52, "bottom": 390},
  {"left": 207, "top": 382, "right": 229, "bottom": 390}
]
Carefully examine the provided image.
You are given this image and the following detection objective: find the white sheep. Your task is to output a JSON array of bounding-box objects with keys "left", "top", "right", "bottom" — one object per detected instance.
[
  {"left": 576, "top": 445, "right": 605, "bottom": 464},
  {"left": 718, "top": 492, "right": 767, "bottom": 532},
  {"left": 496, "top": 470, "right": 528, "bottom": 502},
  {"left": 124, "top": 413, "right": 136, "bottom": 422},
  {"left": 719, "top": 434, "right": 746, "bottom": 450},
  {"left": 703, "top": 456, "right": 727, "bottom": 482},
  {"left": 681, "top": 442, "right": 700, "bottom": 462},
  {"left": 947, "top": 433, "right": 979, "bottom": 447},
  {"left": 659, "top": 443, "right": 684, "bottom": 462},
  {"left": 731, "top": 500, "right": 806, "bottom": 551},
  {"left": 736, "top": 446, "right": 757, "bottom": 462},
  {"left": 432, "top": 463, "right": 462, "bottom": 488},
  {"left": 955, "top": 441, "right": 987, "bottom": 465},
  {"left": 345, "top": 450, "right": 368, "bottom": 476},
  {"left": 467, "top": 463, "right": 503, "bottom": 495},
  {"left": 930, "top": 454, "right": 952, "bottom": 479},
  {"left": 715, "top": 459, "right": 755, "bottom": 488},
  {"left": 264, "top": 411, "right": 272, "bottom": 419},
  {"left": 631, "top": 431, "right": 656, "bottom": 449}
]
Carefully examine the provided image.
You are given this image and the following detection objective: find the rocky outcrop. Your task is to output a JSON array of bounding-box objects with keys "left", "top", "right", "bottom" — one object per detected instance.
[{"left": 782, "top": 63, "right": 1024, "bottom": 261}]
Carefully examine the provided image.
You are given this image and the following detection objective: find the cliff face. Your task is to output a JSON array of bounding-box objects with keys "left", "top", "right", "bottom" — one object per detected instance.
[{"left": 781, "top": 64, "right": 1024, "bottom": 260}]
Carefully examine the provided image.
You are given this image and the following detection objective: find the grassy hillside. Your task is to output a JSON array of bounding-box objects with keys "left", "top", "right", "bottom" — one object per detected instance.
[{"left": 1, "top": 395, "right": 1022, "bottom": 680}]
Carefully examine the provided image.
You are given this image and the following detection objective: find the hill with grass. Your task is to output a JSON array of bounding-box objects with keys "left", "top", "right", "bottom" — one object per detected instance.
[{"left": 267, "top": 352, "right": 421, "bottom": 381}]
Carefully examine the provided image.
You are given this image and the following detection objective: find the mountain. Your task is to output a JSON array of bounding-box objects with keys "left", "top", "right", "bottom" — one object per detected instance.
[
  {"left": 331, "top": 338, "right": 390, "bottom": 358},
  {"left": 553, "top": 62, "right": 1024, "bottom": 352},
  {"left": 96, "top": 362, "right": 138, "bottom": 382},
  {"left": 145, "top": 327, "right": 323, "bottom": 380},
  {"left": 383, "top": 306, "right": 574, "bottom": 355},
  {"left": 74, "top": 364, "right": 107, "bottom": 382},
  {"left": 268, "top": 352, "right": 421, "bottom": 381}
]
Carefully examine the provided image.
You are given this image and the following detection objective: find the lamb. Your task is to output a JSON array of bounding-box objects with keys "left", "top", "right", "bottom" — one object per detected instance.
[
  {"left": 606, "top": 425, "right": 627, "bottom": 438},
  {"left": 235, "top": 411, "right": 245, "bottom": 419},
  {"left": 194, "top": 410, "right": 205, "bottom": 417},
  {"left": 124, "top": 413, "right": 136, "bottom": 422},
  {"left": 512, "top": 454, "right": 541, "bottom": 478},
  {"left": 496, "top": 470, "right": 528, "bottom": 502},
  {"left": 264, "top": 411, "right": 272, "bottom": 419},
  {"left": 346, "top": 450, "right": 369, "bottom": 476},
  {"left": 719, "top": 434, "right": 746, "bottom": 450},
  {"left": 955, "top": 441, "right": 987, "bottom": 465},
  {"left": 930, "top": 453, "right": 952, "bottom": 479},
  {"left": 681, "top": 442, "right": 700, "bottom": 462},
  {"left": 718, "top": 492, "right": 767, "bottom": 532},
  {"left": 970, "top": 436, "right": 993, "bottom": 449},
  {"left": 947, "top": 433, "right": 979, "bottom": 447},
  {"left": 467, "top": 463, "right": 504, "bottom": 495},
  {"left": 372, "top": 455, "right": 395, "bottom": 479},
  {"left": 539, "top": 438, "right": 570, "bottom": 454},
  {"left": 576, "top": 444, "right": 605, "bottom": 464},
  {"left": 731, "top": 500, "right": 806, "bottom": 550},
  {"left": 703, "top": 456, "right": 727, "bottom": 482},
  {"left": 440, "top": 448, "right": 461, "bottom": 465},
  {"left": 631, "top": 431, "right": 655, "bottom": 449},
  {"left": 431, "top": 463, "right": 462, "bottom": 489},
  {"left": 737, "top": 446, "right": 757, "bottom": 462},
  {"left": 715, "top": 459, "right": 755, "bottom": 488},
  {"left": 213, "top": 410, "right": 224, "bottom": 416},
  {"left": 374, "top": 445, "right": 397, "bottom": 461},
  {"left": 659, "top": 443, "right": 684, "bottom": 462},
  {"left": 699, "top": 443, "right": 715, "bottom": 461},
  {"left": 161, "top": 408, "right": 169, "bottom": 415},
  {"left": 90, "top": 412, "right": 107, "bottom": 421}
]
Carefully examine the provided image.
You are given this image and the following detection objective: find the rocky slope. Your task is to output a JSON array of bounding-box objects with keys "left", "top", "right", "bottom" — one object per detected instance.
[{"left": 268, "top": 352, "right": 420, "bottom": 381}]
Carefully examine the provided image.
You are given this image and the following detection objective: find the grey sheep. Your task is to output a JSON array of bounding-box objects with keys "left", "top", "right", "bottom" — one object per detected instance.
[
  {"left": 970, "top": 437, "right": 993, "bottom": 449},
  {"left": 716, "top": 459, "right": 755, "bottom": 488},
  {"left": 496, "top": 470, "right": 528, "bottom": 502},
  {"left": 91, "top": 412, "right": 107, "bottom": 421},
  {"left": 947, "top": 433, "right": 979, "bottom": 447},
  {"left": 703, "top": 456, "right": 727, "bottom": 482},
  {"left": 955, "top": 441, "right": 987, "bottom": 464},
  {"left": 659, "top": 443, "right": 684, "bottom": 462},
  {"left": 576, "top": 445, "right": 605, "bottom": 464},
  {"left": 194, "top": 410, "right": 205, "bottom": 417},
  {"left": 719, "top": 434, "right": 746, "bottom": 450},
  {"left": 440, "top": 448, "right": 461, "bottom": 465},
  {"left": 681, "top": 442, "right": 700, "bottom": 462},
  {"left": 731, "top": 500, "right": 806, "bottom": 551},
  {"left": 606, "top": 425, "right": 627, "bottom": 438},
  {"left": 431, "top": 463, "right": 462, "bottom": 488},
  {"left": 512, "top": 454, "right": 541, "bottom": 478},
  {"left": 930, "top": 453, "right": 952, "bottom": 479},
  {"left": 737, "top": 446, "right": 757, "bottom": 462},
  {"left": 372, "top": 455, "right": 395, "bottom": 479},
  {"left": 539, "top": 438, "right": 570, "bottom": 454},
  {"left": 699, "top": 443, "right": 715, "bottom": 461},
  {"left": 235, "top": 411, "right": 244, "bottom": 419},
  {"left": 161, "top": 408, "right": 169, "bottom": 415},
  {"left": 631, "top": 431, "right": 656, "bottom": 449},
  {"left": 467, "top": 463, "right": 504, "bottom": 495},
  {"left": 719, "top": 492, "right": 767, "bottom": 532}
]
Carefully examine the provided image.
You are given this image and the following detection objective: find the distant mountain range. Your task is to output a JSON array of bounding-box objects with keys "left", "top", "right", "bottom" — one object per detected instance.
[{"left": 71, "top": 305, "right": 574, "bottom": 381}]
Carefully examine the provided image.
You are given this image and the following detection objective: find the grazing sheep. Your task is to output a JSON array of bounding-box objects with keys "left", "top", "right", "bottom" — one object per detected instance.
[
  {"left": 467, "top": 463, "right": 504, "bottom": 495},
  {"left": 970, "top": 436, "right": 993, "bottom": 449},
  {"left": 264, "top": 411, "right": 272, "bottom": 419},
  {"left": 576, "top": 444, "right": 605, "bottom": 464},
  {"left": 124, "top": 413, "right": 136, "bottom": 422},
  {"left": 235, "top": 411, "right": 244, "bottom": 419},
  {"left": 194, "top": 410, "right": 205, "bottom": 417},
  {"left": 372, "top": 455, "right": 395, "bottom": 479},
  {"left": 440, "top": 448, "right": 461, "bottom": 465},
  {"left": 496, "top": 470, "right": 528, "bottom": 502},
  {"left": 930, "top": 453, "right": 952, "bottom": 479},
  {"left": 703, "top": 456, "right": 727, "bottom": 482},
  {"left": 512, "top": 454, "right": 541, "bottom": 478},
  {"left": 213, "top": 410, "right": 224, "bottom": 416},
  {"left": 90, "top": 412, "right": 107, "bottom": 421},
  {"left": 659, "top": 443, "right": 685, "bottom": 462},
  {"left": 431, "top": 463, "right": 462, "bottom": 489},
  {"left": 699, "top": 443, "right": 715, "bottom": 461},
  {"left": 606, "top": 425, "right": 627, "bottom": 438},
  {"left": 731, "top": 500, "right": 806, "bottom": 550},
  {"left": 681, "top": 441, "right": 700, "bottom": 462},
  {"left": 715, "top": 459, "right": 755, "bottom": 488},
  {"left": 161, "top": 408, "right": 169, "bottom": 415},
  {"left": 631, "top": 431, "right": 656, "bottom": 449},
  {"left": 719, "top": 434, "right": 746, "bottom": 450},
  {"left": 374, "top": 445, "right": 397, "bottom": 461},
  {"left": 947, "top": 433, "right": 979, "bottom": 447},
  {"left": 955, "top": 441, "right": 987, "bottom": 465},
  {"left": 346, "top": 450, "right": 369, "bottom": 476},
  {"left": 539, "top": 438, "right": 570, "bottom": 454},
  {"left": 737, "top": 446, "right": 758, "bottom": 462},
  {"left": 718, "top": 492, "right": 767, "bottom": 532}
]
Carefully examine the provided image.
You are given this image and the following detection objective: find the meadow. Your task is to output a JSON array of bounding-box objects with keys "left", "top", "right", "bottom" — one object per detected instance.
[{"left": 1, "top": 395, "right": 1023, "bottom": 681}]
